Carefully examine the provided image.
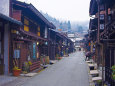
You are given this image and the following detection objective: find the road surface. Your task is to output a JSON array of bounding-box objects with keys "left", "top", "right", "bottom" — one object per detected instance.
[{"left": 21, "top": 51, "right": 89, "bottom": 86}]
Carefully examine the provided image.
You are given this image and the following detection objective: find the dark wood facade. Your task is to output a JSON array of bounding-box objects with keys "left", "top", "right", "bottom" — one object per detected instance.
[
  {"left": 10, "top": 0, "right": 56, "bottom": 72},
  {"left": 0, "top": 0, "right": 74, "bottom": 75},
  {"left": 89, "top": 0, "right": 115, "bottom": 85},
  {"left": 0, "top": 13, "right": 22, "bottom": 75}
]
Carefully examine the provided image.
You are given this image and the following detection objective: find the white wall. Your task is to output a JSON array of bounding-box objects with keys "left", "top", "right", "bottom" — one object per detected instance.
[{"left": 0, "top": 0, "right": 10, "bottom": 16}]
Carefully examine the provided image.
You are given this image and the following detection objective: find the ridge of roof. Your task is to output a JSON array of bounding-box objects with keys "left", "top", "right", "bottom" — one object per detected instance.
[{"left": 13, "top": 0, "right": 56, "bottom": 29}]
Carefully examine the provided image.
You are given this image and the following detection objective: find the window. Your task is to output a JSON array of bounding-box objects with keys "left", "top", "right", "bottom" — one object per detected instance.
[
  {"left": 37, "top": 26, "right": 40, "bottom": 36},
  {"left": 24, "top": 18, "right": 29, "bottom": 32},
  {"left": 24, "top": 25, "right": 29, "bottom": 32}
]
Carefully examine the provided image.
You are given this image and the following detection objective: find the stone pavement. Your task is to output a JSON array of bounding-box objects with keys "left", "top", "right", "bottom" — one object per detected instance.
[
  {"left": 0, "top": 76, "right": 31, "bottom": 86},
  {"left": 0, "top": 75, "right": 17, "bottom": 86},
  {"left": 0, "top": 51, "right": 89, "bottom": 86}
]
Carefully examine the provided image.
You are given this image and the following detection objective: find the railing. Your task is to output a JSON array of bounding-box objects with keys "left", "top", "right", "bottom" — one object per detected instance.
[{"left": 105, "top": 66, "right": 115, "bottom": 86}]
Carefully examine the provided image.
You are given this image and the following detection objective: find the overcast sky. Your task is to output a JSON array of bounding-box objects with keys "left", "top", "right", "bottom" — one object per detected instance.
[{"left": 18, "top": 0, "right": 90, "bottom": 22}]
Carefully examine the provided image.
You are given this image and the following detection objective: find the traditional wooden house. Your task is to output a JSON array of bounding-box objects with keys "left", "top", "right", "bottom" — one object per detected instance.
[
  {"left": 49, "top": 29, "right": 74, "bottom": 60},
  {"left": 89, "top": 0, "right": 115, "bottom": 85},
  {"left": 89, "top": 18, "right": 98, "bottom": 62},
  {"left": 99, "top": 0, "right": 115, "bottom": 85},
  {"left": 0, "top": 0, "right": 22, "bottom": 75},
  {"left": 10, "top": 0, "right": 55, "bottom": 72}
]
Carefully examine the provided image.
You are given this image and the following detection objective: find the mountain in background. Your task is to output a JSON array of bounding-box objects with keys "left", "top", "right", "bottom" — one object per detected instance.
[{"left": 41, "top": 11, "right": 88, "bottom": 36}]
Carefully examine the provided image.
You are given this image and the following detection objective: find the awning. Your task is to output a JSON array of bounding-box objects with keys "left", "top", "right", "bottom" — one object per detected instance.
[
  {"left": 0, "top": 13, "right": 22, "bottom": 26},
  {"left": 89, "top": 0, "right": 98, "bottom": 15},
  {"left": 19, "top": 29, "right": 47, "bottom": 41}
]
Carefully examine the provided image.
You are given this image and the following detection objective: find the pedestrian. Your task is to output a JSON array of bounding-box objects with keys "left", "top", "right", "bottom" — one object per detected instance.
[{"left": 85, "top": 51, "right": 90, "bottom": 61}]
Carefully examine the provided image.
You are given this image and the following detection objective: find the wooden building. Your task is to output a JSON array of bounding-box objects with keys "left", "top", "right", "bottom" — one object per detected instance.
[
  {"left": 9, "top": 0, "right": 56, "bottom": 72},
  {"left": 0, "top": 0, "right": 22, "bottom": 75},
  {"left": 89, "top": 0, "right": 115, "bottom": 85},
  {"left": 49, "top": 29, "right": 74, "bottom": 60},
  {"left": 0, "top": 0, "right": 74, "bottom": 75}
]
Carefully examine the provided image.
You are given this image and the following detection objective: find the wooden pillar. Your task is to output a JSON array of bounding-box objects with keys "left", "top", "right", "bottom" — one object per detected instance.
[{"left": 4, "top": 23, "right": 10, "bottom": 75}]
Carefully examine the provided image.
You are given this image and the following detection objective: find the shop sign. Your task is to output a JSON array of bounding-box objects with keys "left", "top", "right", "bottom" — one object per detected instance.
[
  {"left": 100, "top": 14, "right": 104, "bottom": 20},
  {"left": 14, "top": 49, "right": 20, "bottom": 58},
  {"left": 44, "top": 27, "right": 47, "bottom": 38},
  {"left": 100, "top": 24, "right": 104, "bottom": 29},
  {"left": 33, "top": 43, "right": 36, "bottom": 59}
]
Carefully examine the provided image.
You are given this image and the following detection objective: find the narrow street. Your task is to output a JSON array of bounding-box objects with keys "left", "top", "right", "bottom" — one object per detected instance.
[{"left": 18, "top": 51, "right": 89, "bottom": 86}]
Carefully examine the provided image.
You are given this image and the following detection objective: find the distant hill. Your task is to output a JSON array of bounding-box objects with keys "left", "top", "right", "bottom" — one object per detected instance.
[
  {"left": 41, "top": 11, "right": 88, "bottom": 35},
  {"left": 41, "top": 12, "right": 71, "bottom": 32}
]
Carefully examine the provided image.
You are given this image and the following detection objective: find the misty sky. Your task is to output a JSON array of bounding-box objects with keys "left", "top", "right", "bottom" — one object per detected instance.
[{"left": 18, "top": 0, "right": 90, "bottom": 22}]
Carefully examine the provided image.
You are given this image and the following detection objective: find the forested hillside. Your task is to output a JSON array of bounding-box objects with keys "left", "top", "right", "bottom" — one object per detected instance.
[{"left": 41, "top": 12, "right": 88, "bottom": 34}]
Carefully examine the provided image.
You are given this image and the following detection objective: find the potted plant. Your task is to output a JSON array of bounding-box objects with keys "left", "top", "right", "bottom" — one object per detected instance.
[
  {"left": 13, "top": 59, "right": 21, "bottom": 76},
  {"left": 13, "top": 66, "right": 21, "bottom": 76},
  {"left": 112, "top": 65, "right": 115, "bottom": 80},
  {"left": 58, "top": 57, "right": 62, "bottom": 60},
  {"left": 96, "top": 80, "right": 102, "bottom": 86},
  {"left": 22, "top": 61, "right": 32, "bottom": 74},
  {"left": 28, "top": 61, "right": 32, "bottom": 66}
]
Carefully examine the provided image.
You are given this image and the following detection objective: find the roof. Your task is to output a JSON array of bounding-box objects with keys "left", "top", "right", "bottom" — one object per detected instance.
[
  {"left": 89, "top": 18, "right": 98, "bottom": 30},
  {"left": 89, "top": 0, "right": 98, "bottom": 15},
  {"left": 19, "top": 28, "right": 47, "bottom": 41},
  {"left": 50, "top": 29, "right": 71, "bottom": 41},
  {"left": 13, "top": 0, "right": 56, "bottom": 29},
  {"left": 100, "top": 0, "right": 114, "bottom": 8},
  {"left": 67, "top": 34, "right": 75, "bottom": 38},
  {"left": 75, "top": 38, "right": 83, "bottom": 41},
  {"left": 0, "top": 13, "right": 22, "bottom": 25}
]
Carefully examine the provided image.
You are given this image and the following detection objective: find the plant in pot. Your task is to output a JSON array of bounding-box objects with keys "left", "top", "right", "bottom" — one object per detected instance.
[
  {"left": 112, "top": 65, "right": 115, "bottom": 80},
  {"left": 22, "top": 61, "right": 32, "bottom": 74},
  {"left": 96, "top": 80, "right": 102, "bottom": 86},
  {"left": 13, "top": 59, "right": 21, "bottom": 76}
]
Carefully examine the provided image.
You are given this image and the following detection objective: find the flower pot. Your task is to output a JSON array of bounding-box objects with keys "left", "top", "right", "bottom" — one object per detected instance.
[{"left": 13, "top": 70, "right": 21, "bottom": 76}]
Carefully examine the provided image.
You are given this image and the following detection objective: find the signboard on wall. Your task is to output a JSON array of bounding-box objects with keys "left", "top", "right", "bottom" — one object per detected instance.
[
  {"left": 0, "top": 0, "right": 10, "bottom": 16},
  {"left": 33, "top": 43, "right": 36, "bottom": 59},
  {"left": 44, "top": 27, "right": 47, "bottom": 38},
  {"left": 14, "top": 49, "right": 20, "bottom": 58}
]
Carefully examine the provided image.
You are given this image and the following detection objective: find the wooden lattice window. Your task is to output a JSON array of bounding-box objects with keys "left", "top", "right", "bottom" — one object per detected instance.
[
  {"left": 24, "top": 18, "right": 29, "bottom": 32},
  {"left": 37, "top": 26, "right": 40, "bottom": 36}
]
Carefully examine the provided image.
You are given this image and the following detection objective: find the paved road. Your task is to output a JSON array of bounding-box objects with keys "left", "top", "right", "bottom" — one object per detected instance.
[{"left": 21, "top": 51, "right": 89, "bottom": 86}]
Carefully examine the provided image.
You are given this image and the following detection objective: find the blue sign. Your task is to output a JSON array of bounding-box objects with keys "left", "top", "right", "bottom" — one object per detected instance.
[
  {"left": 14, "top": 49, "right": 20, "bottom": 58},
  {"left": 33, "top": 43, "right": 36, "bottom": 59}
]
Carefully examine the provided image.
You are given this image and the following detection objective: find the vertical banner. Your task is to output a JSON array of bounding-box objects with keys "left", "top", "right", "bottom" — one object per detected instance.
[
  {"left": 44, "top": 27, "right": 47, "bottom": 38},
  {"left": 33, "top": 42, "right": 36, "bottom": 59}
]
